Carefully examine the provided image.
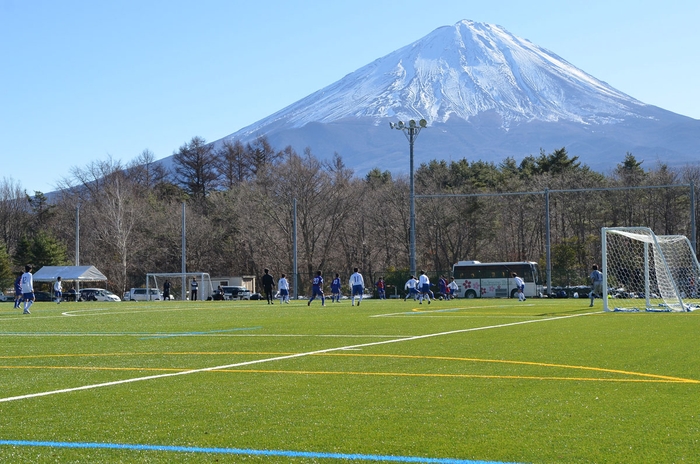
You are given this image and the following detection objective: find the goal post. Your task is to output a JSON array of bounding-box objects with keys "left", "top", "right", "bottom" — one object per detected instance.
[
  {"left": 145, "top": 272, "right": 213, "bottom": 301},
  {"left": 602, "top": 227, "right": 700, "bottom": 312}
]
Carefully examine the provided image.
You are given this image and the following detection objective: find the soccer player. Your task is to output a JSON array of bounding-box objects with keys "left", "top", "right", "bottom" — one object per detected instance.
[
  {"left": 448, "top": 277, "right": 459, "bottom": 300},
  {"left": 512, "top": 272, "right": 525, "bottom": 301},
  {"left": 438, "top": 276, "right": 448, "bottom": 300},
  {"left": 13, "top": 273, "right": 22, "bottom": 309},
  {"left": 375, "top": 277, "right": 386, "bottom": 299},
  {"left": 53, "top": 276, "right": 63, "bottom": 304},
  {"left": 20, "top": 265, "right": 35, "bottom": 314},
  {"left": 190, "top": 278, "right": 198, "bottom": 301},
  {"left": 404, "top": 275, "right": 418, "bottom": 301},
  {"left": 349, "top": 268, "right": 364, "bottom": 306},
  {"left": 308, "top": 270, "right": 325, "bottom": 306},
  {"left": 262, "top": 268, "right": 275, "bottom": 304},
  {"left": 589, "top": 264, "right": 603, "bottom": 307},
  {"left": 331, "top": 273, "right": 342, "bottom": 303},
  {"left": 418, "top": 270, "right": 431, "bottom": 304},
  {"left": 278, "top": 273, "right": 290, "bottom": 304}
]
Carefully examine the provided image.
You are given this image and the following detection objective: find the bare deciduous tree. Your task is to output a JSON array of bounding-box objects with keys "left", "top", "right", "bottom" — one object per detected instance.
[{"left": 0, "top": 177, "right": 30, "bottom": 256}]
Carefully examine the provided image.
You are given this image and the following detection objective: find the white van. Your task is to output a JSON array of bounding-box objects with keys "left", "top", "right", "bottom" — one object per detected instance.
[{"left": 128, "top": 288, "right": 162, "bottom": 301}]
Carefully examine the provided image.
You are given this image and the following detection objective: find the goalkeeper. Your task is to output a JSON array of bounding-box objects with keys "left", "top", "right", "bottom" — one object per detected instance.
[{"left": 589, "top": 264, "right": 603, "bottom": 307}]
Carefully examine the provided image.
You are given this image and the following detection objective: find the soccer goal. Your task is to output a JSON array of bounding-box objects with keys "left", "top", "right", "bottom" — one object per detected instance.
[
  {"left": 145, "top": 272, "right": 213, "bottom": 301},
  {"left": 602, "top": 227, "right": 700, "bottom": 312}
]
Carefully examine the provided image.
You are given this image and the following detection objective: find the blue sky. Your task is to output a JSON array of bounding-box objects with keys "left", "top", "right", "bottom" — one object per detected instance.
[{"left": 1, "top": 0, "right": 698, "bottom": 194}]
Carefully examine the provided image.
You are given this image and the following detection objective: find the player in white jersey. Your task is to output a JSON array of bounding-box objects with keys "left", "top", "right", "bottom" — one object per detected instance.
[
  {"left": 349, "top": 268, "right": 364, "bottom": 306},
  {"left": 418, "top": 270, "right": 431, "bottom": 304},
  {"left": 53, "top": 276, "right": 63, "bottom": 304},
  {"left": 512, "top": 272, "right": 525, "bottom": 301},
  {"left": 448, "top": 277, "right": 459, "bottom": 300},
  {"left": 278, "top": 274, "right": 290, "bottom": 304},
  {"left": 404, "top": 276, "right": 418, "bottom": 301},
  {"left": 20, "top": 265, "right": 35, "bottom": 314}
]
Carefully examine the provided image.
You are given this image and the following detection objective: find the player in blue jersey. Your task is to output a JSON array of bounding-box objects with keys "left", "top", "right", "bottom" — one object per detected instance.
[
  {"left": 13, "top": 273, "right": 22, "bottom": 309},
  {"left": 589, "top": 265, "right": 603, "bottom": 307},
  {"left": 308, "top": 270, "right": 325, "bottom": 306},
  {"left": 331, "top": 273, "right": 342, "bottom": 303},
  {"left": 438, "top": 276, "right": 448, "bottom": 300}
]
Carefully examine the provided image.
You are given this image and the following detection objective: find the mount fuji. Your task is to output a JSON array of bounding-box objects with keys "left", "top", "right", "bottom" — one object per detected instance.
[{"left": 211, "top": 20, "right": 700, "bottom": 173}]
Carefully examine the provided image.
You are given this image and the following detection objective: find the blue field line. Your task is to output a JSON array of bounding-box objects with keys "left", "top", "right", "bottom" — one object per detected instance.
[
  {"left": 0, "top": 440, "right": 520, "bottom": 463},
  {"left": 139, "top": 326, "right": 263, "bottom": 339}
]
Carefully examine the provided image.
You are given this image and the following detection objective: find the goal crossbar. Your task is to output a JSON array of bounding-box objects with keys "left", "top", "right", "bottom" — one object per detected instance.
[{"left": 146, "top": 272, "right": 213, "bottom": 301}]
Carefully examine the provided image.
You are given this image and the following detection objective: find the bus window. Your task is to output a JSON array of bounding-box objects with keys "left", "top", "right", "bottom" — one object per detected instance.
[{"left": 452, "top": 261, "right": 543, "bottom": 298}]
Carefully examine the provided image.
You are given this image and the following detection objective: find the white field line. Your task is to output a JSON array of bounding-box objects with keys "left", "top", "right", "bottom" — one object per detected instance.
[
  {"left": 0, "top": 311, "right": 601, "bottom": 403},
  {"left": 372, "top": 304, "right": 536, "bottom": 317},
  {"left": 0, "top": 306, "right": 194, "bottom": 321}
]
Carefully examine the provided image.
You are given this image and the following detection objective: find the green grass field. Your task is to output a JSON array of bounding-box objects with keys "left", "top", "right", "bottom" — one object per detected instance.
[{"left": 1, "top": 296, "right": 699, "bottom": 463}]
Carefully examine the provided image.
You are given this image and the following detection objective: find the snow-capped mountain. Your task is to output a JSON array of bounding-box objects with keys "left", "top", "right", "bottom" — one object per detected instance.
[{"left": 212, "top": 20, "right": 700, "bottom": 173}]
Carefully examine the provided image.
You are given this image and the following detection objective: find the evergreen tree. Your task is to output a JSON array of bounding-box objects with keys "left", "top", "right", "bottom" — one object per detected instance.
[
  {"left": 535, "top": 147, "right": 580, "bottom": 175},
  {"left": 0, "top": 243, "right": 13, "bottom": 288},
  {"left": 13, "top": 236, "right": 32, "bottom": 268},
  {"left": 13, "top": 232, "right": 67, "bottom": 268},
  {"left": 173, "top": 136, "right": 218, "bottom": 199},
  {"left": 28, "top": 191, "right": 55, "bottom": 228}
]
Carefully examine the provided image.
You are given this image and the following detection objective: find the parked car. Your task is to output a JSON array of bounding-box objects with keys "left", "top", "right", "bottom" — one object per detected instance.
[
  {"left": 63, "top": 288, "right": 79, "bottom": 302},
  {"left": 249, "top": 292, "right": 263, "bottom": 300},
  {"left": 128, "top": 288, "right": 162, "bottom": 301},
  {"left": 79, "top": 288, "right": 121, "bottom": 302},
  {"left": 222, "top": 286, "right": 251, "bottom": 300}
]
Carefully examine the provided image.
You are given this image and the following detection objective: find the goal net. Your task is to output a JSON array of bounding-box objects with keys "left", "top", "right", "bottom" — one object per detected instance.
[
  {"left": 146, "top": 272, "right": 213, "bottom": 301},
  {"left": 602, "top": 227, "right": 700, "bottom": 312}
]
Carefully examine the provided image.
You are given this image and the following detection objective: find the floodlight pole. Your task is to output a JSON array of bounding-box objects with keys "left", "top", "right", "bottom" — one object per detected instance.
[
  {"left": 181, "top": 201, "right": 187, "bottom": 301},
  {"left": 75, "top": 205, "right": 80, "bottom": 267},
  {"left": 390, "top": 119, "right": 427, "bottom": 277}
]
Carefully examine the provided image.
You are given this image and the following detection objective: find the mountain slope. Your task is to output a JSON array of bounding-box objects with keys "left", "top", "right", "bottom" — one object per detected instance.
[{"left": 211, "top": 20, "right": 699, "bottom": 173}]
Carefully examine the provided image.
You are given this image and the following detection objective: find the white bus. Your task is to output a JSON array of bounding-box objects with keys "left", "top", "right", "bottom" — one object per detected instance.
[{"left": 452, "top": 261, "right": 543, "bottom": 299}]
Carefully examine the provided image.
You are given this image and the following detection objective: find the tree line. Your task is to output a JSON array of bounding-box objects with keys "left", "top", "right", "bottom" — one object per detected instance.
[{"left": 1, "top": 136, "right": 698, "bottom": 297}]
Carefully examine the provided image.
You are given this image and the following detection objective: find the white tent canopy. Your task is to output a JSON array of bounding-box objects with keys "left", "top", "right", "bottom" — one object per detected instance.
[{"left": 33, "top": 265, "right": 107, "bottom": 282}]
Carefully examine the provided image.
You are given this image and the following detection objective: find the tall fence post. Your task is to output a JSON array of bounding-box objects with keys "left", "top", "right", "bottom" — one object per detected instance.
[
  {"left": 691, "top": 182, "right": 696, "bottom": 254},
  {"left": 293, "top": 198, "right": 298, "bottom": 299}
]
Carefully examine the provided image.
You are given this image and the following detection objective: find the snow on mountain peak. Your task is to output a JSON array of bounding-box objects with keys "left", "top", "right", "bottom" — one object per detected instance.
[{"left": 231, "top": 20, "right": 646, "bottom": 140}]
